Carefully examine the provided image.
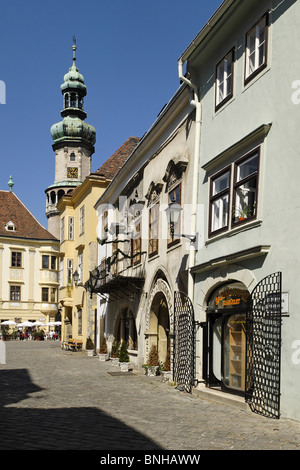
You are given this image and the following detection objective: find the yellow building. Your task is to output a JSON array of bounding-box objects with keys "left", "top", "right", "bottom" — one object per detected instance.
[
  {"left": 0, "top": 185, "right": 60, "bottom": 334},
  {"left": 57, "top": 137, "right": 140, "bottom": 350}
]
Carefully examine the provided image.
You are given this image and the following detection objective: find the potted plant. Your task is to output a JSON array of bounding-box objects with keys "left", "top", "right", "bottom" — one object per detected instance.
[
  {"left": 160, "top": 343, "right": 171, "bottom": 382},
  {"left": 118, "top": 340, "right": 130, "bottom": 372},
  {"left": 232, "top": 203, "right": 255, "bottom": 223},
  {"left": 110, "top": 340, "right": 120, "bottom": 366},
  {"left": 98, "top": 336, "right": 108, "bottom": 361},
  {"left": 86, "top": 336, "right": 95, "bottom": 356},
  {"left": 147, "top": 344, "right": 159, "bottom": 376}
]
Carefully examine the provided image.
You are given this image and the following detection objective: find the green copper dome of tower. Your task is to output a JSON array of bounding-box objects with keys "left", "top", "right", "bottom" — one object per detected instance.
[
  {"left": 45, "top": 38, "right": 96, "bottom": 239},
  {"left": 50, "top": 38, "right": 96, "bottom": 150}
]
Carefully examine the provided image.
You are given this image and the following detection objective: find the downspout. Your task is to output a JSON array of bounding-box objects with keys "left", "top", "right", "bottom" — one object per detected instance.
[{"left": 178, "top": 59, "right": 202, "bottom": 304}]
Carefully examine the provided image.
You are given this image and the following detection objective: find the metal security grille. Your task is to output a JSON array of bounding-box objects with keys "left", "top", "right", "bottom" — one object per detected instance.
[
  {"left": 173, "top": 291, "right": 195, "bottom": 393},
  {"left": 246, "top": 272, "right": 282, "bottom": 419}
]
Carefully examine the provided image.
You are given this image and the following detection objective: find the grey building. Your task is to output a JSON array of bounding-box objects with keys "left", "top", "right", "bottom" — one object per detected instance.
[{"left": 178, "top": 0, "right": 300, "bottom": 421}]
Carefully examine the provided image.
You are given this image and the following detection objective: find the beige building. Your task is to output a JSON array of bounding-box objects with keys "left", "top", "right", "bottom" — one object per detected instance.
[
  {"left": 57, "top": 137, "right": 140, "bottom": 349},
  {"left": 0, "top": 186, "right": 59, "bottom": 332},
  {"left": 94, "top": 84, "right": 198, "bottom": 375}
]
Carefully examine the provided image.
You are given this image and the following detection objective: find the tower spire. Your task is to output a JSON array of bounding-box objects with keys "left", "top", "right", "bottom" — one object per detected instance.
[{"left": 72, "top": 36, "right": 77, "bottom": 64}]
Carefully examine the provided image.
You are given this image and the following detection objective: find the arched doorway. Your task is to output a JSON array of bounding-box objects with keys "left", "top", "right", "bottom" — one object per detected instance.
[
  {"left": 149, "top": 291, "right": 170, "bottom": 365},
  {"left": 114, "top": 308, "right": 137, "bottom": 350},
  {"left": 204, "top": 281, "right": 250, "bottom": 395}
]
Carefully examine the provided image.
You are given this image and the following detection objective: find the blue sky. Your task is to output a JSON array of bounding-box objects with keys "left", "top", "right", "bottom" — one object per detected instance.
[{"left": 0, "top": 0, "right": 222, "bottom": 227}]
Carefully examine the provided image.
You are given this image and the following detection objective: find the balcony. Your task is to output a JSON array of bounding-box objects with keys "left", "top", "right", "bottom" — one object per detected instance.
[{"left": 85, "top": 258, "right": 145, "bottom": 300}]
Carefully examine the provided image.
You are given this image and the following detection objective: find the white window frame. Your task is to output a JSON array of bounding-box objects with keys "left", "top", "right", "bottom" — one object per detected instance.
[
  {"left": 216, "top": 49, "right": 234, "bottom": 109},
  {"left": 245, "top": 14, "right": 268, "bottom": 83},
  {"left": 60, "top": 217, "right": 65, "bottom": 242},
  {"left": 79, "top": 206, "right": 85, "bottom": 235},
  {"left": 68, "top": 216, "right": 74, "bottom": 240},
  {"left": 78, "top": 253, "right": 83, "bottom": 283},
  {"left": 67, "top": 259, "right": 73, "bottom": 285}
]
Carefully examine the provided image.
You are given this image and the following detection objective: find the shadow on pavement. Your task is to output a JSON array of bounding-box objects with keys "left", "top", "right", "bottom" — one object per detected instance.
[{"left": 0, "top": 369, "right": 162, "bottom": 450}]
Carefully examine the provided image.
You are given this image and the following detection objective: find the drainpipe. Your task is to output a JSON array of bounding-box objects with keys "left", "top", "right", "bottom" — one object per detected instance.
[{"left": 178, "top": 59, "right": 202, "bottom": 304}]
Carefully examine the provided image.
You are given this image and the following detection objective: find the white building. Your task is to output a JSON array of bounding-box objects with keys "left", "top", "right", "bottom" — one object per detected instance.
[{"left": 0, "top": 186, "right": 59, "bottom": 332}]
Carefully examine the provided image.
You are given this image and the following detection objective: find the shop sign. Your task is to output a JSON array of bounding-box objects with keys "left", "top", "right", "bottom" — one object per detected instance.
[{"left": 214, "top": 287, "right": 250, "bottom": 308}]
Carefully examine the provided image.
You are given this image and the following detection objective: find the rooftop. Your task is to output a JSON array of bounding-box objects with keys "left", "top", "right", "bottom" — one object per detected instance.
[
  {"left": 0, "top": 191, "right": 58, "bottom": 241},
  {"left": 92, "top": 137, "right": 141, "bottom": 180}
]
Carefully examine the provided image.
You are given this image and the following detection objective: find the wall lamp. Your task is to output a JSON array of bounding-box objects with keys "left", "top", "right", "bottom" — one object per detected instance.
[
  {"left": 73, "top": 269, "right": 79, "bottom": 286},
  {"left": 165, "top": 200, "right": 197, "bottom": 243}
]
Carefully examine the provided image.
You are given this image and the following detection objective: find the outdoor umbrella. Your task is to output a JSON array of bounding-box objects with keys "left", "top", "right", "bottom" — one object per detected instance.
[
  {"left": 31, "top": 321, "right": 44, "bottom": 326},
  {"left": 1, "top": 320, "right": 17, "bottom": 325},
  {"left": 18, "top": 321, "right": 33, "bottom": 327},
  {"left": 54, "top": 321, "right": 62, "bottom": 325},
  {"left": 45, "top": 322, "right": 55, "bottom": 326}
]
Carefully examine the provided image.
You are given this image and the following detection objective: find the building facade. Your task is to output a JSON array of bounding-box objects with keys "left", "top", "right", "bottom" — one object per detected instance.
[
  {"left": 57, "top": 138, "right": 140, "bottom": 349},
  {"left": 178, "top": 0, "right": 300, "bottom": 421},
  {"left": 0, "top": 187, "right": 59, "bottom": 330},
  {"left": 93, "top": 84, "right": 198, "bottom": 372}
]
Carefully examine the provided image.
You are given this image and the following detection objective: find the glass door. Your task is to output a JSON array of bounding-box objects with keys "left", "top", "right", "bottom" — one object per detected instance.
[{"left": 223, "top": 314, "right": 246, "bottom": 392}]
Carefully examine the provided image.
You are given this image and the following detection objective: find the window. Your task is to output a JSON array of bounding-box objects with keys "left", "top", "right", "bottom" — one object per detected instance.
[
  {"left": 69, "top": 152, "right": 76, "bottom": 162},
  {"left": 11, "top": 251, "right": 22, "bottom": 267},
  {"left": 245, "top": 14, "right": 268, "bottom": 83},
  {"left": 10, "top": 285, "right": 21, "bottom": 301},
  {"left": 60, "top": 217, "right": 65, "bottom": 242},
  {"left": 50, "top": 288, "right": 57, "bottom": 303},
  {"left": 42, "top": 287, "right": 49, "bottom": 302},
  {"left": 67, "top": 259, "right": 73, "bottom": 285},
  {"left": 209, "top": 148, "right": 260, "bottom": 237},
  {"left": 78, "top": 253, "right": 83, "bottom": 283},
  {"left": 59, "top": 259, "right": 64, "bottom": 288},
  {"left": 168, "top": 184, "right": 181, "bottom": 247},
  {"left": 101, "top": 210, "right": 108, "bottom": 239},
  {"left": 42, "top": 255, "right": 49, "bottom": 269},
  {"left": 149, "top": 203, "right": 159, "bottom": 257},
  {"left": 209, "top": 169, "right": 230, "bottom": 235},
  {"left": 131, "top": 218, "right": 142, "bottom": 265},
  {"left": 51, "top": 256, "right": 56, "bottom": 270},
  {"left": 233, "top": 150, "right": 259, "bottom": 224},
  {"left": 68, "top": 216, "right": 74, "bottom": 240},
  {"left": 216, "top": 49, "right": 234, "bottom": 109},
  {"left": 79, "top": 206, "right": 85, "bottom": 235},
  {"left": 78, "top": 308, "right": 82, "bottom": 335}
]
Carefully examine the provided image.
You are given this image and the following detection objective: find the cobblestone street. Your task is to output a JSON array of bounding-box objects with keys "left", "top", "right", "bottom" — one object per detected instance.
[{"left": 1, "top": 340, "right": 300, "bottom": 456}]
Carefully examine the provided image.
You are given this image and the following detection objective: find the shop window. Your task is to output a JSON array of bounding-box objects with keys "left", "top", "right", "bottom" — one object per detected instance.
[
  {"left": 216, "top": 49, "right": 234, "bottom": 110},
  {"left": 245, "top": 14, "right": 268, "bottom": 83},
  {"left": 205, "top": 282, "right": 250, "bottom": 394}
]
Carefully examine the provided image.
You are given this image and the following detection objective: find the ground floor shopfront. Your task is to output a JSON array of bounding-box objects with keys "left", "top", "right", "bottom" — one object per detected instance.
[{"left": 191, "top": 248, "right": 300, "bottom": 422}]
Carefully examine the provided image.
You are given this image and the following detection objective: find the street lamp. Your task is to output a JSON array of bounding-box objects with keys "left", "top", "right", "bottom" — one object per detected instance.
[
  {"left": 165, "top": 200, "right": 182, "bottom": 241},
  {"left": 165, "top": 199, "right": 197, "bottom": 243},
  {"left": 73, "top": 269, "right": 79, "bottom": 286}
]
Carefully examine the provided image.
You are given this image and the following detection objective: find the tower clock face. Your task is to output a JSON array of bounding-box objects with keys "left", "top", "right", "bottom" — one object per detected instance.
[{"left": 67, "top": 167, "right": 78, "bottom": 178}]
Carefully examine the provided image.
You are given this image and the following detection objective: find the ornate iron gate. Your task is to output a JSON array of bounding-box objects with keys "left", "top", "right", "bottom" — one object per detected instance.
[
  {"left": 173, "top": 291, "right": 195, "bottom": 393},
  {"left": 246, "top": 272, "right": 282, "bottom": 419}
]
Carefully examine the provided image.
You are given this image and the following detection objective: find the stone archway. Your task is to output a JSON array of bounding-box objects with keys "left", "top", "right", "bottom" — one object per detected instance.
[{"left": 145, "top": 278, "right": 173, "bottom": 364}]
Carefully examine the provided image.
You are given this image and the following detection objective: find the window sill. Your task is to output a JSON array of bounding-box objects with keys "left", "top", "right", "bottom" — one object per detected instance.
[{"left": 206, "top": 219, "right": 262, "bottom": 246}]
